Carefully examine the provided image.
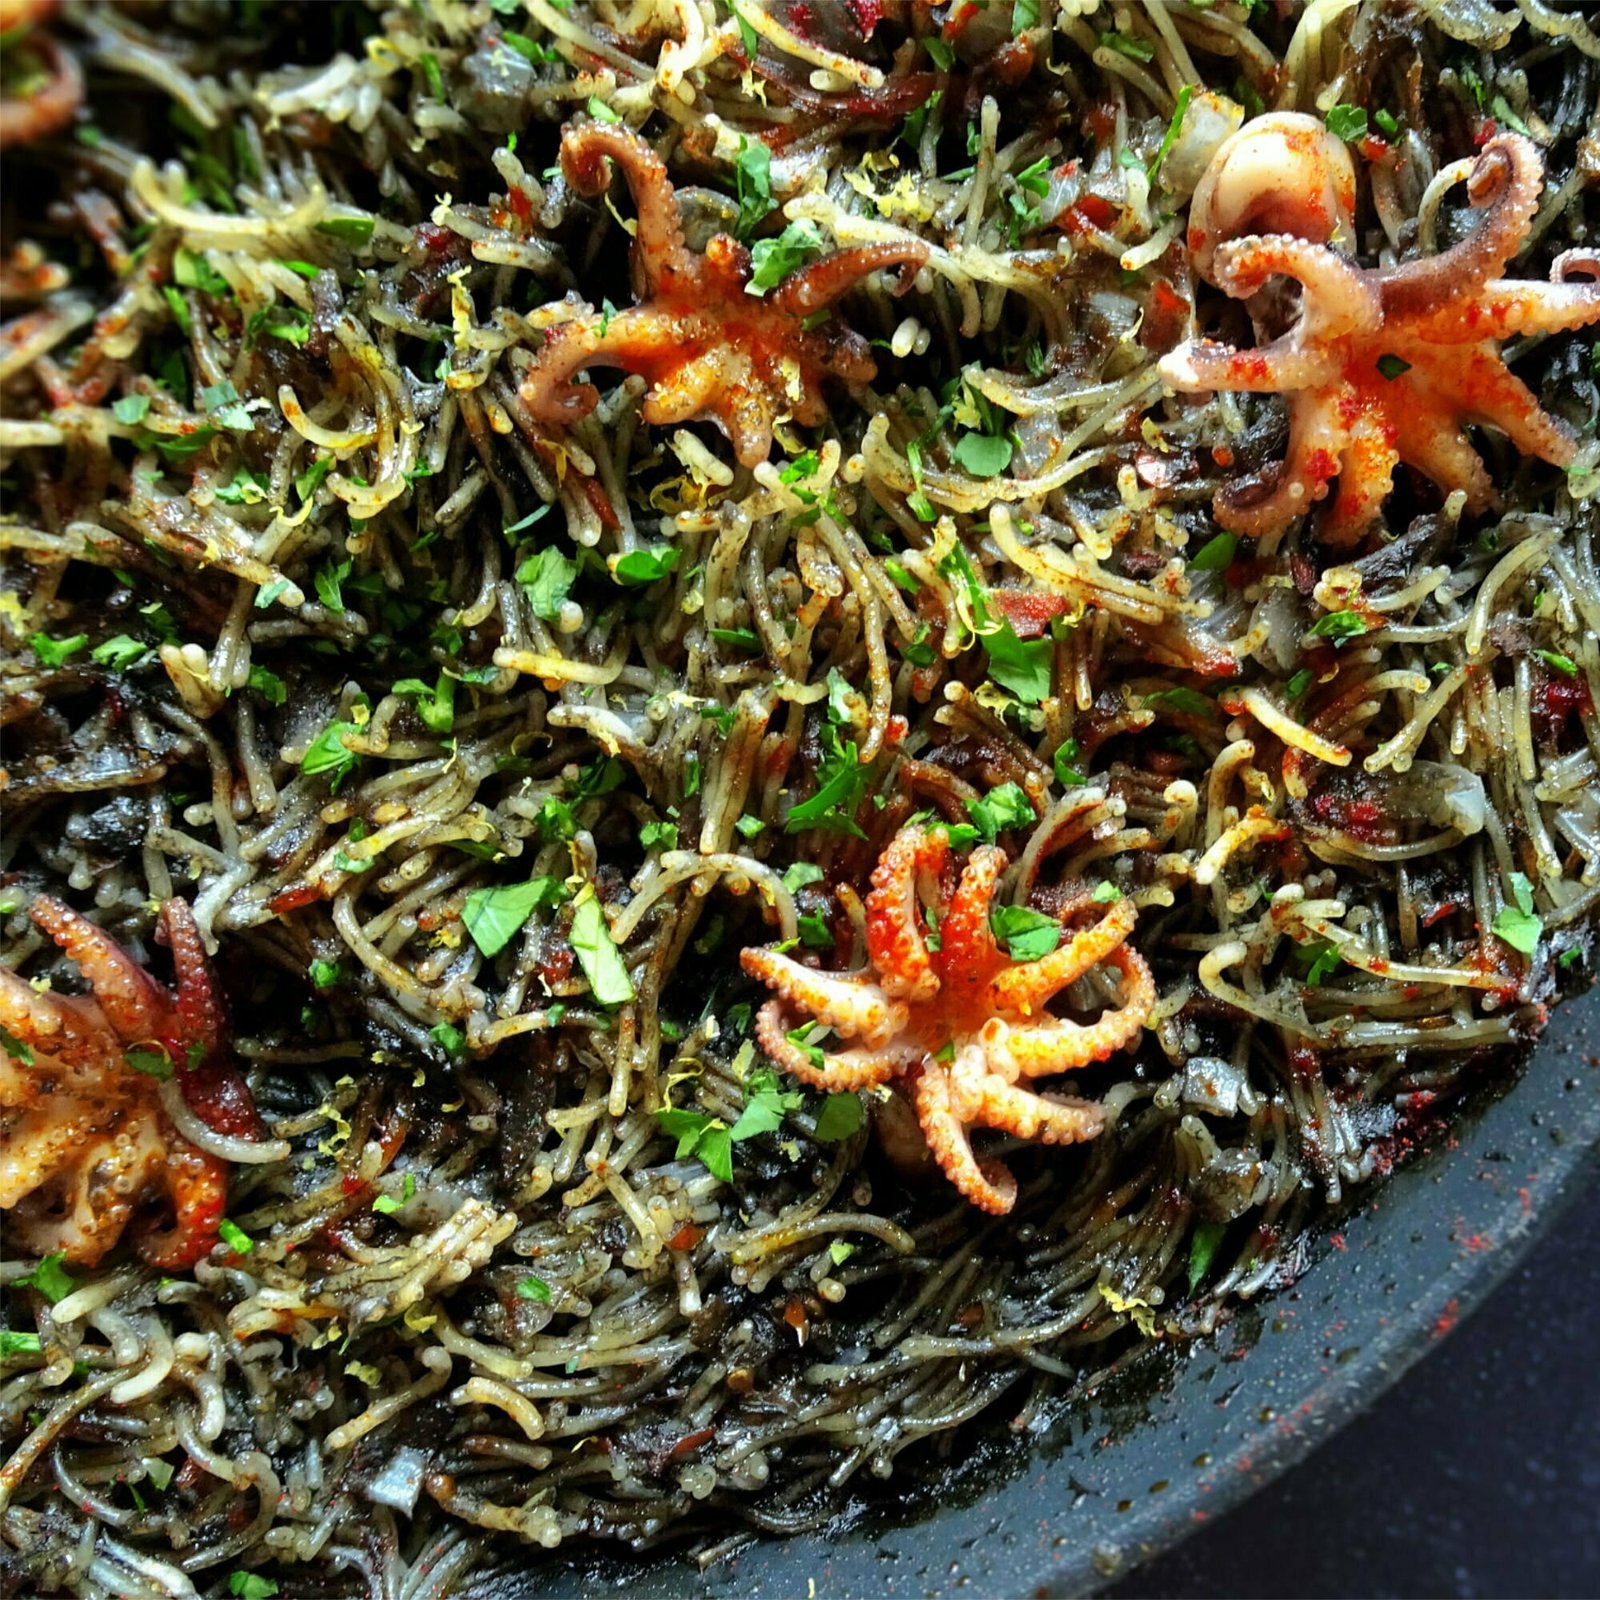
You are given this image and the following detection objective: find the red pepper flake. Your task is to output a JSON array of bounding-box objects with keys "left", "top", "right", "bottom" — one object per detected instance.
[
  {"left": 1058, "top": 193, "right": 1119, "bottom": 237},
  {"left": 664, "top": 1426, "right": 716, "bottom": 1463},
  {"left": 782, "top": 1297, "right": 809, "bottom": 1344},
  {"left": 268, "top": 884, "right": 322, "bottom": 915}
]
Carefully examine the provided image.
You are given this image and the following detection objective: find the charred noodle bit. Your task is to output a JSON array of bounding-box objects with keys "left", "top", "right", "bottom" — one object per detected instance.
[
  {"left": 2, "top": 0, "right": 1600, "bottom": 1580},
  {"left": 1162, "top": 122, "right": 1600, "bottom": 544},
  {"left": 742, "top": 825, "right": 1154, "bottom": 1214},
  {"left": 0, "top": 897, "right": 270, "bottom": 1267},
  {"left": 520, "top": 122, "right": 929, "bottom": 467}
]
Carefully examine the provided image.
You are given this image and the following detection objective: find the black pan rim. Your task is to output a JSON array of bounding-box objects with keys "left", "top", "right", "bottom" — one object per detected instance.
[{"left": 460, "top": 982, "right": 1600, "bottom": 1600}]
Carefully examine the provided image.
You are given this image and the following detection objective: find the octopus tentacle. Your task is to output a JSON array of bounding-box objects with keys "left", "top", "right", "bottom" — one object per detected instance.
[
  {"left": 8, "top": 1115, "right": 168, "bottom": 1267},
  {"left": 769, "top": 241, "right": 930, "bottom": 316},
  {"left": 1380, "top": 134, "right": 1544, "bottom": 319},
  {"left": 2, "top": 896, "right": 251, "bottom": 1264},
  {"left": 523, "top": 124, "right": 908, "bottom": 467},
  {"left": 936, "top": 844, "right": 1005, "bottom": 982},
  {"left": 137, "top": 1142, "right": 228, "bottom": 1271},
  {"left": 994, "top": 947, "right": 1156, "bottom": 1077},
  {"left": 1160, "top": 336, "right": 1334, "bottom": 396},
  {"left": 1172, "top": 121, "right": 1582, "bottom": 542},
  {"left": 1211, "top": 234, "right": 1379, "bottom": 341},
  {"left": 28, "top": 895, "right": 166, "bottom": 1044},
  {"left": 523, "top": 311, "right": 673, "bottom": 424},
  {"left": 0, "top": 27, "right": 83, "bottom": 152},
  {"left": 1406, "top": 269, "right": 1600, "bottom": 342},
  {"left": 986, "top": 896, "right": 1139, "bottom": 1017},
  {"left": 743, "top": 822, "right": 1148, "bottom": 1213},
  {"left": 0, "top": 1101, "right": 107, "bottom": 1207},
  {"left": 865, "top": 824, "right": 945, "bottom": 1003},
  {"left": 753, "top": 999, "right": 910, "bottom": 1089},
  {"left": 1319, "top": 406, "right": 1404, "bottom": 548},
  {"left": 0, "top": 968, "right": 123, "bottom": 1077},
  {"left": 1440, "top": 344, "right": 1582, "bottom": 467},
  {"left": 1216, "top": 389, "right": 1350, "bottom": 538},
  {"left": 558, "top": 122, "right": 691, "bottom": 294},
  {"left": 719, "top": 382, "right": 783, "bottom": 468},
  {"left": 739, "top": 948, "right": 906, "bottom": 1046},
  {"left": 161, "top": 898, "right": 224, "bottom": 1066},
  {"left": 640, "top": 346, "right": 742, "bottom": 426},
  {"left": 950, "top": 1048, "right": 1104, "bottom": 1145},
  {"left": 911, "top": 1058, "right": 1017, "bottom": 1216},
  {"left": 1388, "top": 407, "right": 1496, "bottom": 516}
]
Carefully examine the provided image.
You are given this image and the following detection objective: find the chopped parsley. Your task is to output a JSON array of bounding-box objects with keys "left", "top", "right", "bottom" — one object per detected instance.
[
  {"left": 462, "top": 877, "right": 566, "bottom": 959},
  {"left": 613, "top": 545, "right": 680, "bottom": 585},
  {"left": 747, "top": 219, "right": 824, "bottom": 295},
  {"left": 785, "top": 722, "right": 872, "bottom": 838},
  {"left": 1492, "top": 871, "right": 1543, "bottom": 957},
  {"left": 813, "top": 1092, "right": 865, "bottom": 1142},
  {"left": 1307, "top": 610, "right": 1370, "bottom": 644},
  {"left": 569, "top": 887, "right": 635, "bottom": 1005},
  {"left": 951, "top": 431, "right": 1013, "bottom": 479},
  {"left": 1099, "top": 29, "right": 1154, "bottom": 62},
  {"left": 1053, "top": 737, "right": 1087, "bottom": 787},
  {"left": 1145, "top": 686, "right": 1213, "bottom": 718},
  {"left": 733, "top": 135, "right": 775, "bottom": 239},
  {"left": 15, "top": 1254, "right": 74, "bottom": 1303},
  {"left": 1188, "top": 531, "right": 1237, "bottom": 572},
  {"left": 990, "top": 903, "right": 1062, "bottom": 962},
  {"left": 1187, "top": 1219, "right": 1226, "bottom": 1292},
  {"left": 217, "top": 1219, "right": 253, "bottom": 1254},
  {"left": 983, "top": 619, "right": 1051, "bottom": 704},
  {"left": 965, "top": 782, "right": 1035, "bottom": 845},
  {"left": 1325, "top": 104, "right": 1369, "bottom": 142},
  {"left": 29, "top": 633, "right": 88, "bottom": 669},
  {"left": 301, "top": 720, "right": 361, "bottom": 789}
]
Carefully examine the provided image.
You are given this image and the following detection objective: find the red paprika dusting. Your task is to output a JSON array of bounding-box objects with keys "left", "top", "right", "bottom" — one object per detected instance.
[{"left": 844, "top": 0, "right": 882, "bottom": 37}]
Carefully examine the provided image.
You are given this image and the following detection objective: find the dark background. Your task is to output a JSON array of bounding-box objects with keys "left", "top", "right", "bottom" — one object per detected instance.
[{"left": 1111, "top": 1174, "right": 1600, "bottom": 1599}]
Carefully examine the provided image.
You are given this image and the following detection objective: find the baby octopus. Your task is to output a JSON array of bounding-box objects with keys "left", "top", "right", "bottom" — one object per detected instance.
[
  {"left": 521, "top": 122, "right": 929, "bottom": 467},
  {"left": 741, "top": 824, "right": 1155, "bottom": 1214},
  {"left": 1161, "top": 119, "right": 1600, "bottom": 545},
  {"left": 0, "top": 897, "right": 258, "bottom": 1268}
]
